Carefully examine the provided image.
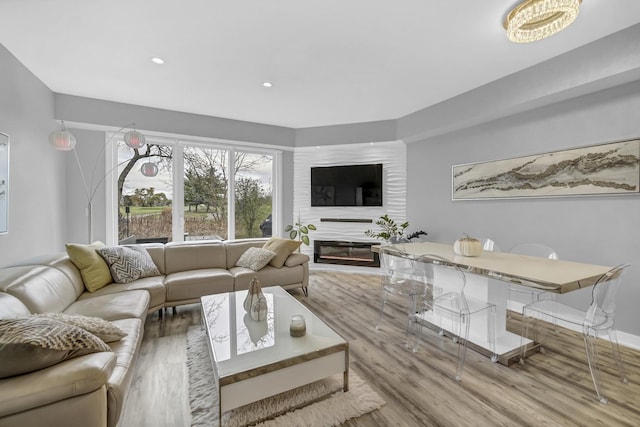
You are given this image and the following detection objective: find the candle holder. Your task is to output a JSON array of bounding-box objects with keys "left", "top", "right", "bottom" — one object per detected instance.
[{"left": 289, "top": 314, "right": 306, "bottom": 337}]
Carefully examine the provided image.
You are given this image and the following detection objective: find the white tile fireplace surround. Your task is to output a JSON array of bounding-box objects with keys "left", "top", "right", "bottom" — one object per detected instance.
[{"left": 293, "top": 141, "right": 406, "bottom": 270}]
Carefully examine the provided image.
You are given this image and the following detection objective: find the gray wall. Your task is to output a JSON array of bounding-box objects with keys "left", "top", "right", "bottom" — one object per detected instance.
[
  {"left": 55, "top": 94, "right": 296, "bottom": 147},
  {"left": 0, "top": 44, "right": 66, "bottom": 266},
  {"left": 64, "top": 128, "right": 108, "bottom": 244},
  {"left": 295, "top": 120, "right": 396, "bottom": 147},
  {"left": 406, "top": 81, "right": 640, "bottom": 336},
  {"left": 398, "top": 24, "right": 640, "bottom": 143}
]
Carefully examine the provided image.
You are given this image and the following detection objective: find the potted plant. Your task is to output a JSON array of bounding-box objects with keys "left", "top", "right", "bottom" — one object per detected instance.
[
  {"left": 285, "top": 216, "right": 317, "bottom": 246},
  {"left": 365, "top": 214, "right": 427, "bottom": 243}
]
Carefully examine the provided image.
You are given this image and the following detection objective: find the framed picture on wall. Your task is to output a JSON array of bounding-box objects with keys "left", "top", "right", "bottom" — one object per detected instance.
[
  {"left": 0, "top": 132, "right": 8, "bottom": 234},
  {"left": 452, "top": 139, "right": 640, "bottom": 200}
]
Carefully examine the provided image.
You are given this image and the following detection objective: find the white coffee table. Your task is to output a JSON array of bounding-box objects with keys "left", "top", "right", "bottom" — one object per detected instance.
[{"left": 200, "top": 286, "right": 349, "bottom": 425}]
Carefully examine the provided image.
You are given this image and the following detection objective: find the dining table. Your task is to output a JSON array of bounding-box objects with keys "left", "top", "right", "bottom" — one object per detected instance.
[{"left": 373, "top": 241, "right": 613, "bottom": 365}]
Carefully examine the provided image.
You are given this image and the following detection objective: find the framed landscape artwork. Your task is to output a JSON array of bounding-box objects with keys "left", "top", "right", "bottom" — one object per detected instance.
[
  {"left": 0, "top": 132, "right": 8, "bottom": 233},
  {"left": 452, "top": 139, "right": 640, "bottom": 200}
]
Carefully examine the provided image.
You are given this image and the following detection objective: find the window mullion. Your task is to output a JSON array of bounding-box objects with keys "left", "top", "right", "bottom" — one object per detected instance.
[
  {"left": 173, "top": 143, "right": 184, "bottom": 242},
  {"left": 227, "top": 148, "right": 235, "bottom": 239}
]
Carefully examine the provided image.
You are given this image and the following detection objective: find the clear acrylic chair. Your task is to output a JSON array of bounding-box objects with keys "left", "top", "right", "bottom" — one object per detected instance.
[
  {"left": 481, "top": 238, "right": 500, "bottom": 252},
  {"left": 519, "top": 264, "right": 629, "bottom": 404},
  {"left": 376, "top": 246, "right": 430, "bottom": 347},
  {"left": 414, "top": 255, "right": 497, "bottom": 381},
  {"left": 508, "top": 243, "right": 559, "bottom": 315}
]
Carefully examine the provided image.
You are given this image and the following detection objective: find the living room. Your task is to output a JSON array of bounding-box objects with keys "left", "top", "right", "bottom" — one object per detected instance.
[{"left": 1, "top": 1, "right": 640, "bottom": 426}]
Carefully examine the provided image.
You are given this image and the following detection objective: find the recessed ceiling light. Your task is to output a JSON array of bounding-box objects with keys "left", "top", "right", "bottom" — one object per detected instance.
[
  {"left": 151, "top": 57, "right": 165, "bottom": 65},
  {"left": 262, "top": 82, "right": 273, "bottom": 88}
]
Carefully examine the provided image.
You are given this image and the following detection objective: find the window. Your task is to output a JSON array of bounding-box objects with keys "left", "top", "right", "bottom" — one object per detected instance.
[
  {"left": 234, "top": 152, "right": 273, "bottom": 239},
  {"left": 183, "top": 146, "right": 229, "bottom": 240},
  {"left": 111, "top": 136, "right": 279, "bottom": 244},
  {"left": 117, "top": 140, "right": 173, "bottom": 243}
]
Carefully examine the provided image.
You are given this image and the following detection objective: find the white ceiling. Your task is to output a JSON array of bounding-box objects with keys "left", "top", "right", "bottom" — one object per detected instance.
[{"left": 1, "top": 0, "right": 640, "bottom": 129}]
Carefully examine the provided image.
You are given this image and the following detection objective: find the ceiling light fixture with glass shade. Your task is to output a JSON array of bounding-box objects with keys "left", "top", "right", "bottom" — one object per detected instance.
[
  {"left": 48, "top": 122, "right": 153, "bottom": 242},
  {"left": 504, "top": 0, "right": 582, "bottom": 43}
]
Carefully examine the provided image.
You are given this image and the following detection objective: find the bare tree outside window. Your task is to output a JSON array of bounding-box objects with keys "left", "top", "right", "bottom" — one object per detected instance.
[{"left": 117, "top": 141, "right": 273, "bottom": 243}]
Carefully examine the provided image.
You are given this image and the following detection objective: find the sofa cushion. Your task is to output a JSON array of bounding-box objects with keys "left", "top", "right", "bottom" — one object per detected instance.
[
  {"left": 231, "top": 264, "right": 305, "bottom": 291},
  {"left": 63, "top": 290, "right": 150, "bottom": 322},
  {"left": 235, "top": 247, "right": 276, "bottom": 271},
  {"left": 66, "top": 242, "right": 113, "bottom": 292},
  {"left": 33, "top": 313, "right": 127, "bottom": 343},
  {"left": 77, "top": 275, "right": 166, "bottom": 313},
  {"left": 164, "top": 269, "right": 234, "bottom": 302},
  {"left": 0, "top": 292, "right": 32, "bottom": 319},
  {"left": 262, "top": 237, "right": 302, "bottom": 268},
  {"left": 0, "top": 317, "right": 111, "bottom": 379},
  {"left": 0, "top": 265, "right": 82, "bottom": 314},
  {"left": 284, "top": 253, "right": 310, "bottom": 267},
  {"left": 134, "top": 243, "right": 166, "bottom": 274},
  {"left": 224, "top": 238, "right": 268, "bottom": 268},
  {"left": 97, "top": 246, "right": 161, "bottom": 284},
  {"left": 0, "top": 352, "right": 115, "bottom": 420},
  {"left": 164, "top": 241, "right": 227, "bottom": 273},
  {"left": 104, "top": 318, "right": 143, "bottom": 427}
]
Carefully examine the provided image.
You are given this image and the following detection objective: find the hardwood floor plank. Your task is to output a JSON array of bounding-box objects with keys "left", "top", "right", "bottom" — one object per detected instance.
[{"left": 120, "top": 271, "right": 640, "bottom": 427}]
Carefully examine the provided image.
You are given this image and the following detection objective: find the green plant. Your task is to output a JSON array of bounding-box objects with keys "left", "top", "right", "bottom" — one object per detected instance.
[
  {"left": 284, "top": 217, "right": 317, "bottom": 246},
  {"left": 365, "top": 214, "right": 427, "bottom": 242}
]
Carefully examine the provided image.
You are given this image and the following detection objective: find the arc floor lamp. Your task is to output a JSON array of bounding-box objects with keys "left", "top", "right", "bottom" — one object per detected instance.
[{"left": 49, "top": 122, "right": 158, "bottom": 243}]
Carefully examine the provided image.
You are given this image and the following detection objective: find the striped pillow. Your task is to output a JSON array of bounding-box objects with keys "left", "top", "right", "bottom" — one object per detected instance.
[{"left": 97, "top": 245, "right": 160, "bottom": 284}]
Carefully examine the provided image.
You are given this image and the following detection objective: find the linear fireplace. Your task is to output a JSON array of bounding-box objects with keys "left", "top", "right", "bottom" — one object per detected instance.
[{"left": 314, "top": 240, "right": 380, "bottom": 268}]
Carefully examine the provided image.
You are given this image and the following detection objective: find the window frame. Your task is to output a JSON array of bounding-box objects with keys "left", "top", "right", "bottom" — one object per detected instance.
[{"left": 105, "top": 134, "right": 282, "bottom": 245}]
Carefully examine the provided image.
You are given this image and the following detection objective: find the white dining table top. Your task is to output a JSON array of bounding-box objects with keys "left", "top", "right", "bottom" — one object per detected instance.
[{"left": 375, "top": 241, "right": 613, "bottom": 294}]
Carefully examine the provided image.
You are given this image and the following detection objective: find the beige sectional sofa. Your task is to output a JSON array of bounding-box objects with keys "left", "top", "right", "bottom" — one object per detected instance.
[{"left": 0, "top": 238, "right": 309, "bottom": 427}]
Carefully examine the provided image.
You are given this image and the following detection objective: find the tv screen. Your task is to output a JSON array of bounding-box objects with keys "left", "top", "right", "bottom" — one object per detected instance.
[{"left": 311, "top": 164, "right": 383, "bottom": 207}]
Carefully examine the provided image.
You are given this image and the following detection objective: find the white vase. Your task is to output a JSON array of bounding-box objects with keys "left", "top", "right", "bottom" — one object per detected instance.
[
  {"left": 243, "top": 277, "right": 268, "bottom": 322},
  {"left": 243, "top": 277, "right": 264, "bottom": 312}
]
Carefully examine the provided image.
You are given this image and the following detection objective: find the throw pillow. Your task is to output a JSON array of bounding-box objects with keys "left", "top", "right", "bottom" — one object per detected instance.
[
  {"left": 262, "top": 237, "right": 302, "bottom": 268},
  {"left": 96, "top": 245, "right": 161, "bottom": 284},
  {"left": 235, "top": 247, "right": 277, "bottom": 271},
  {"left": 66, "top": 241, "right": 113, "bottom": 292},
  {"left": 0, "top": 317, "right": 111, "bottom": 379},
  {"left": 34, "top": 313, "right": 127, "bottom": 343}
]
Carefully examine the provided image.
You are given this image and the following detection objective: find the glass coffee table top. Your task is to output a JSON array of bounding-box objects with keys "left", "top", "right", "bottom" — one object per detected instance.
[{"left": 201, "top": 286, "right": 347, "bottom": 380}]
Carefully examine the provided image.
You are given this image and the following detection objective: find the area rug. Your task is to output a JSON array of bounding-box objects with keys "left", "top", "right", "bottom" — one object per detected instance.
[{"left": 186, "top": 326, "right": 385, "bottom": 427}]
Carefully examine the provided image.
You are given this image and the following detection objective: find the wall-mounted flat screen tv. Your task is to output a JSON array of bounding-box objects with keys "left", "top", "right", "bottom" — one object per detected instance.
[{"left": 311, "top": 163, "right": 383, "bottom": 207}]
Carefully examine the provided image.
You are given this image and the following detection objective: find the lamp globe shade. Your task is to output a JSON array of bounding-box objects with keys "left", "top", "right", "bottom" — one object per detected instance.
[
  {"left": 141, "top": 161, "right": 158, "bottom": 177},
  {"left": 124, "top": 130, "right": 146, "bottom": 149},
  {"left": 49, "top": 130, "right": 76, "bottom": 151}
]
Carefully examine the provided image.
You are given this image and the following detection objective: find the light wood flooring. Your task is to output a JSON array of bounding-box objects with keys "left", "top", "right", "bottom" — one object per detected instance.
[{"left": 120, "top": 271, "right": 640, "bottom": 426}]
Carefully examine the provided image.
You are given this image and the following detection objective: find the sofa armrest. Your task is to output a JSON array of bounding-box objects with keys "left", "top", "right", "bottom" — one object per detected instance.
[
  {"left": 284, "top": 253, "right": 310, "bottom": 268},
  {"left": 0, "top": 352, "right": 116, "bottom": 417}
]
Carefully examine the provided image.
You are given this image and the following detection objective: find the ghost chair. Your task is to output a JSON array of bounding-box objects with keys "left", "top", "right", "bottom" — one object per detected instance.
[
  {"left": 481, "top": 238, "right": 501, "bottom": 252},
  {"left": 508, "top": 243, "right": 559, "bottom": 317},
  {"left": 520, "top": 264, "right": 629, "bottom": 404},
  {"left": 414, "top": 255, "right": 497, "bottom": 381},
  {"left": 376, "top": 246, "right": 431, "bottom": 348}
]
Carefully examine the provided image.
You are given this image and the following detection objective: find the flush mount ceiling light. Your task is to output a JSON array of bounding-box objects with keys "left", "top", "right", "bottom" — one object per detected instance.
[
  {"left": 504, "top": 0, "right": 582, "bottom": 43},
  {"left": 151, "top": 57, "right": 165, "bottom": 65},
  {"left": 262, "top": 82, "right": 273, "bottom": 88}
]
